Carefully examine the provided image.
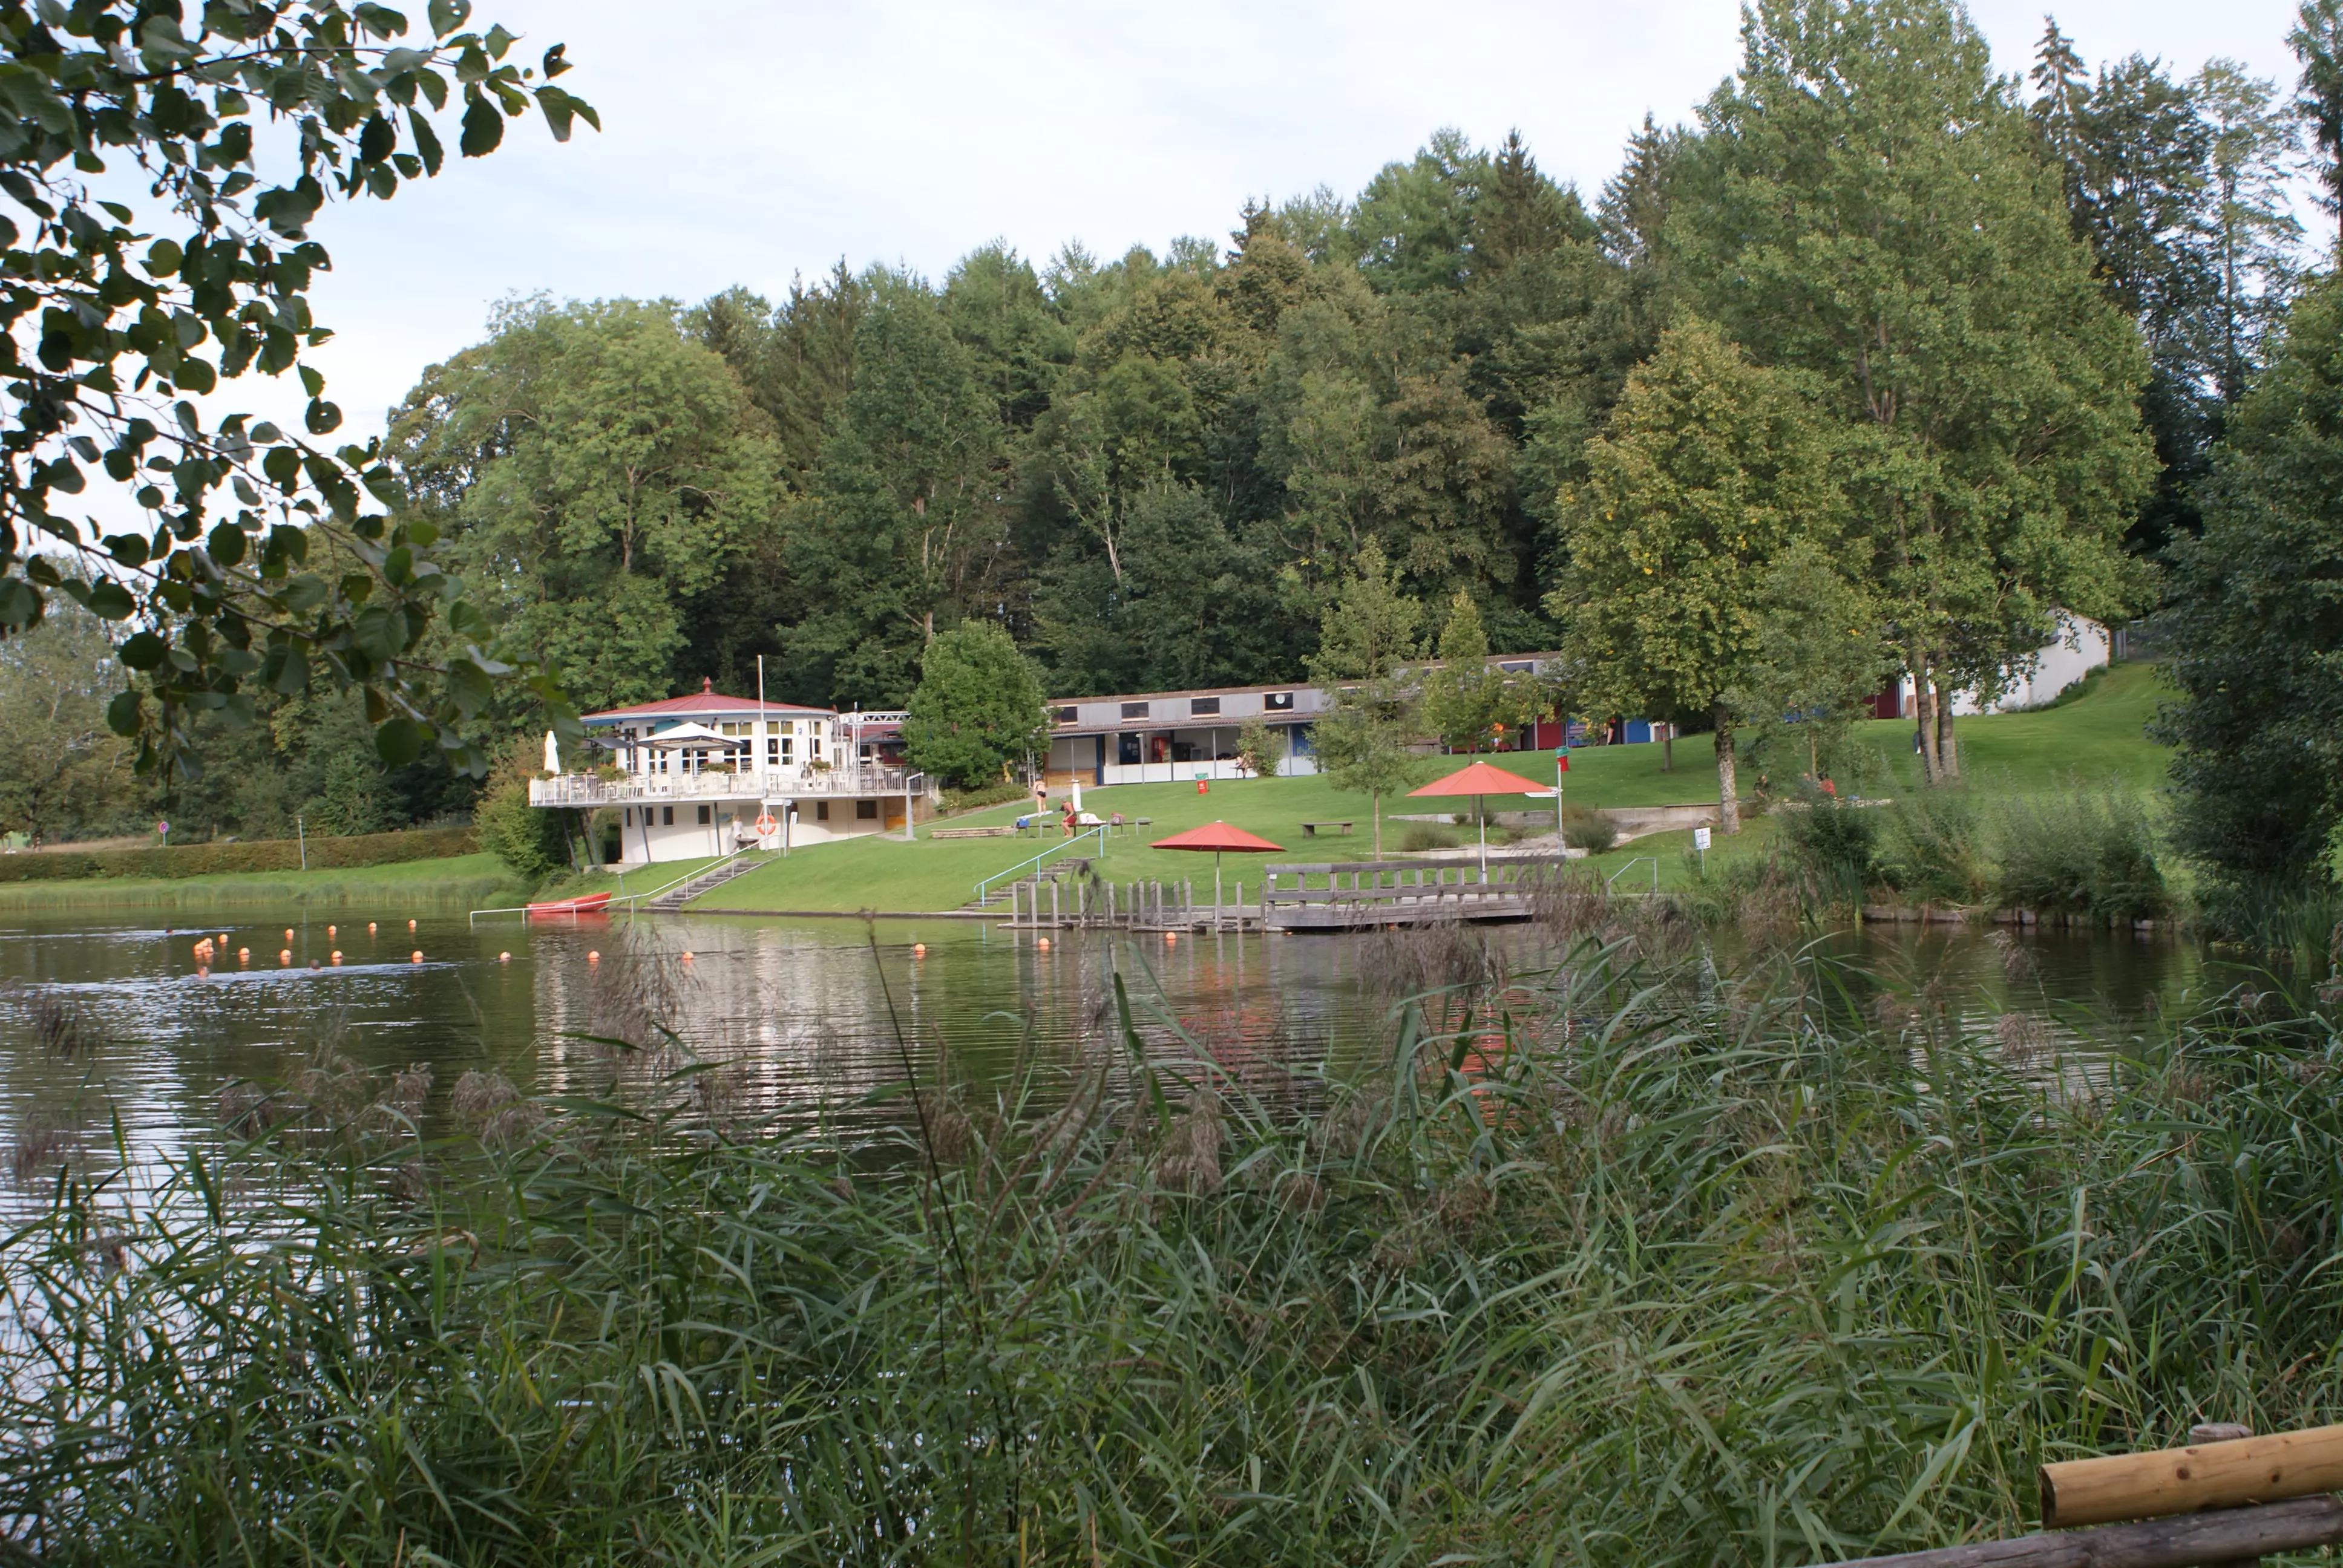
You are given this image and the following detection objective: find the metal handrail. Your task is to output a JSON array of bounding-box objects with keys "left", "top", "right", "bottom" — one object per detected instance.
[
  {"left": 974, "top": 825, "right": 1106, "bottom": 905},
  {"left": 1605, "top": 855, "right": 1659, "bottom": 894}
]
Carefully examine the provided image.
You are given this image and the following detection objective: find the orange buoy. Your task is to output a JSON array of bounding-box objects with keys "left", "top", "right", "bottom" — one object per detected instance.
[
  {"left": 283, "top": 929, "right": 295, "bottom": 943},
  {"left": 1165, "top": 932, "right": 1178, "bottom": 945},
  {"left": 327, "top": 924, "right": 336, "bottom": 938},
  {"left": 912, "top": 942, "right": 926, "bottom": 956},
  {"left": 498, "top": 951, "right": 511, "bottom": 963},
  {"left": 217, "top": 932, "right": 228, "bottom": 946},
  {"left": 410, "top": 950, "right": 423, "bottom": 963},
  {"left": 279, "top": 949, "right": 292, "bottom": 964},
  {"left": 407, "top": 919, "right": 416, "bottom": 932},
  {"left": 195, "top": 965, "right": 209, "bottom": 979},
  {"left": 368, "top": 922, "right": 377, "bottom": 935},
  {"left": 680, "top": 951, "right": 695, "bottom": 963},
  {"left": 1036, "top": 936, "right": 1050, "bottom": 950},
  {"left": 237, "top": 947, "right": 249, "bottom": 964},
  {"left": 588, "top": 950, "right": 600, "bottom": 964},
  {"left": 330, "top": 951, "right": 342, "bottom": 965}
]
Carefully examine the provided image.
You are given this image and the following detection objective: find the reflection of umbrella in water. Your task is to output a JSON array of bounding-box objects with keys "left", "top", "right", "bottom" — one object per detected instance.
[
  {"left": 1406, "top": 759, "right": 1550, "bottom": 876},
  {"left": 1150, "top": 821, "right": 1283, "bottom": 923}
]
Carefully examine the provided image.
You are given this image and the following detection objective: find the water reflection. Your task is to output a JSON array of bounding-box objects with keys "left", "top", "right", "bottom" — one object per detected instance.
[{"left": 0, "top": 907, "right": 2232, "bottom": 1169}]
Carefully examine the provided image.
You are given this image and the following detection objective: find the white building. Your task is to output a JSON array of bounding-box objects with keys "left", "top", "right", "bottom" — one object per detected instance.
[
  {"left": 1895, "top": 611, "right": 2112, "bottom": 717},
  {"left": 528, "top": 680, "right": 937, "bottom": 866}
]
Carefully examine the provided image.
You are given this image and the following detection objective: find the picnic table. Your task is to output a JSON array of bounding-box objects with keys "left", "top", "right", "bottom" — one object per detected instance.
[
  {"left": 1106, "top": 815, "right": 1150, "bottom": 837},
  {"left": 1299, "top": 820, "right": 1355, "bottom": 837}
]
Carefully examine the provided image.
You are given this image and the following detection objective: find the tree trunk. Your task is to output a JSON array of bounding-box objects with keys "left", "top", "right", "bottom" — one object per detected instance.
[
  {"left": 1662, "top": 725, "right": 1673, "bottom": 773},
  {"left": 1935, "top": 688, "right": 1959, "bottom": 781},
  {"left": 1711, "top": 701, "right": 1740, "bottom": 834},
  {"left": 1912, "top": 657, "right": 1942, "bottom": 783},
  {"left": 1371, "top": 789, "right": 1381, "bottom": 859}
]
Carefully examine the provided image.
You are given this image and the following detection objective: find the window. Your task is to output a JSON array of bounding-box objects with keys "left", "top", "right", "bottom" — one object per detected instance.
[
  {"left": 661, "top": 806, "right": 674, "bottom": 826},
  {"left": 696, "top": 805, "right": 711, "bottom": 825},
  {"left": 1189, "top": 696, "right": 1221, "bottom": 716},
  {"left": 856, "top": 799, "right": 879, "bottom": 819},
  {"left": 1500, "top": 661, "right": 1533, "bottom": 674},
  {"left": 1120, "top": 701, "right": 1149, "bottom": 719},
  {"left": 815, "top": 802, "right": 830, "bottom": 821},
  {"left": 778, "top": 719, "right": 795, "bottom": 736},
  {"left": 623, "top": 808, "right": 632, "bottom": 826},
  {"left": 767, "top": 737, "right": 781, "bottom": 763},
  {"left": 1053, "top": 705, "right": 1078, "bottom": 725},
  {"left": 811, "top": 734, "right": 823, "bottom": 759},
  {"left": 1263, "top": 691, "right": 1294, "bottom": 711}
]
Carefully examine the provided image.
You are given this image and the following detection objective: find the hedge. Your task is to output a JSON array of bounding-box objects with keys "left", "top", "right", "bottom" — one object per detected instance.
[{"left": 0, "top": 826, "right": 478, "bottom": 883}]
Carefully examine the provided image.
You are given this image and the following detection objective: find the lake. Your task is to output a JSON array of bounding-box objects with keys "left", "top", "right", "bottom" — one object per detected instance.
[{"left": 0, "top": 905, "right": 2227, "bottom": 1170}]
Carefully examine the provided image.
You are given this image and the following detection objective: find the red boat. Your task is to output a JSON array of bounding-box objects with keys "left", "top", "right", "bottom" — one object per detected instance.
[{"left": 525, "top": 891, "right": 614, "bottom": 918}]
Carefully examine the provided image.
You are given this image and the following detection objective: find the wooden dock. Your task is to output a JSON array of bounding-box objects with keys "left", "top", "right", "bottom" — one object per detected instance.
[
  {"left": 1000, "top": 855, "right": 1577, "bottom": 933},
  {"left": 1262, "top": 856, "right": 1571, "bottom": 931}
]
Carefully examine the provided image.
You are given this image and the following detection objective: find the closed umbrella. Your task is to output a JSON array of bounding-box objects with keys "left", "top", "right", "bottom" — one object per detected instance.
[
  {"left": 543, "top": 729, "right": 560, "bottom": 775},
  {"left": 1150, "top": 820, "right": 1283, "bottom": 924},
  {"left": 1406, "top": 759, "right": 1550, "bottom": 877}
]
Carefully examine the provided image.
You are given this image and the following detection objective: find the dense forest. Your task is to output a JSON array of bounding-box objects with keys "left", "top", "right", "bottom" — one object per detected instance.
[{"left": 3, "top": 0, "right": 2338, "bottom": 915}]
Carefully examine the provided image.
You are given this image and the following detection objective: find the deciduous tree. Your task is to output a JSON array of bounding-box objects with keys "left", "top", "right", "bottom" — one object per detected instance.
[
  {"left": 902, "top": 622, "right": 1050, "bottom": 791},
  {"left": 1547, "top": 316, "right": 1841, "bottom": 832}
]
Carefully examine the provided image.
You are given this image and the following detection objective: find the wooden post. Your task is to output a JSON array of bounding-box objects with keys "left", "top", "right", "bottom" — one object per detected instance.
[
  {"left": 2040, "top": 1425, "right": 2343, "bottom": 1529},
  {"left": 1809, "top": 1495, "right": 2343, "bottom": 1568},
  {"left": 1050, "top": 880, "right": 1060, "bottom": 928}
]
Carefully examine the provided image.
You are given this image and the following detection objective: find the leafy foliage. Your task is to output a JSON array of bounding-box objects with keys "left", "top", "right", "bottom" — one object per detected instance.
[
  {"left": 901, "top": 622, "right": 1049, "bottom": 790},
  {"left": 2155, "top": 272, "right": 2343, "bottom": 911},
  {"left": 0, "top": 0, "right": 595, "bottom": 786}
]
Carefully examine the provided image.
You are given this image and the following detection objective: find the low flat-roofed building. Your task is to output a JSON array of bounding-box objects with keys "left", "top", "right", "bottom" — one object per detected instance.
[{"left": 1041, "top": 655, "right": 1660, "bottom": 788}]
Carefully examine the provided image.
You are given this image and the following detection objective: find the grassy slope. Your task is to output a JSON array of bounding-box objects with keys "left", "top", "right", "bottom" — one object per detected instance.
[
  {"left": 702, "top": 664, "right": 2174, "bottom": 915},
  {"left": 0, "top": 851, "right": 529, "bottom": 912}
]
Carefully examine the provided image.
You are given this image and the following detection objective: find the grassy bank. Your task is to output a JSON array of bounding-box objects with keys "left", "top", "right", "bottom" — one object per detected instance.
[
  {"left": 700, "top": 665, "right": 2168, "bottom": 914},
  {"left": 2, "top": 931, "right": 2328, "bottom": 1564},
  {"left": 0, "top": 851, "right": 528, "bottom": 912}
]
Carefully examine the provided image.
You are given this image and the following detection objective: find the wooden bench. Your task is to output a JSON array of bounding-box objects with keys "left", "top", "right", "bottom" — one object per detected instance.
[
  {"left": 1299, "top": 821, "right": 1356, "bottom": 837},
  {"left": 929, "top": 825, "right": 1016, "bottom": 840}
]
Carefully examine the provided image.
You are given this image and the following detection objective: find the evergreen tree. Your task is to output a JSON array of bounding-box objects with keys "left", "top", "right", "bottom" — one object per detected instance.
[
  {"left": 2293, "top": 0, "right": 2343, "bottom": 250},
  {"left": 782, "top": 286, "right": 1010, "bottom": 707},
  {"left": 2154, "top": 274, "right": 2343, "bottom": 917},
  {"left": 1305, "top": 540, "right": 1427, "bottom": 857}
]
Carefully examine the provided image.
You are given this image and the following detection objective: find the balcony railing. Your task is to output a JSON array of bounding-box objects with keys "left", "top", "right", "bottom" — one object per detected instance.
[{"left": 529, "top": 766, "right": 917, "bottom": 808}]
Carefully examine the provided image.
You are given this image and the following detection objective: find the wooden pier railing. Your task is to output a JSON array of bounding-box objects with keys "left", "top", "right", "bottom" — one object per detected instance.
[{"left": 1816, "top": 1424, "right": 2343, "bottom": 1568}]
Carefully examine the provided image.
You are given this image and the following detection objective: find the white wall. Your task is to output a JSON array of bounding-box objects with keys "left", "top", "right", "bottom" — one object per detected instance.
[
  {"left": 605, "top": 798, "right": 900, "bottom": 866},
  {"left": 1898, "top": 612, "right": 2111, "bottom": 718}
]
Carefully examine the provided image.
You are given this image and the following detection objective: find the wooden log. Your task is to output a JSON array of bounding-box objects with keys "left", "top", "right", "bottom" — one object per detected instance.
[
  {"left": 2040, "top": 1425, "right": 2343, "bottom": 1528},
  {"left": 1815, "top": 1494, "right": 2343, "bottom": 1568}
]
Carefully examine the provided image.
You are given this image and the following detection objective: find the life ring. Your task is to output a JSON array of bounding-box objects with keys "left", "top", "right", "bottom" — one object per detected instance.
[{"left": 753, "top": 810, "right": 779, "bottom": 842}]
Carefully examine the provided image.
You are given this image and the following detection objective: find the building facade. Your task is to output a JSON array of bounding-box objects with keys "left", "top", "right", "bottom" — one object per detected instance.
[
  {"left": 1040, "top": 655, "right": 1654, "bottom": 787},
  {"left": 527, "top": 681, "right": 937, "bottom": 866}
]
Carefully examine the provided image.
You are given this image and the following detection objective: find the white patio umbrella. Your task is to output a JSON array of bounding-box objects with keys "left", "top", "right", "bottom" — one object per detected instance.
[{"left": 543, "top": 729, "right": 560, "bottom": 774}]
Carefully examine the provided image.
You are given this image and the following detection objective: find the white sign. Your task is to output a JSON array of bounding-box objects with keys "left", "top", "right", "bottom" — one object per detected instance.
[{"left": 1693, "top": 826, "right": 1712, "bottom": 851}]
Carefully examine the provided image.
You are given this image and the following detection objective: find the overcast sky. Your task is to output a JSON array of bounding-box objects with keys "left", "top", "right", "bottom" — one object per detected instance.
[{"left": 272, "top": 0, "right": 2312, "bottom": 443}]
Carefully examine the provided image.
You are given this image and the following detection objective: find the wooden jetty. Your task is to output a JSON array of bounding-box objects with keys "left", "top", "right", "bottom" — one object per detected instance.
[{"left": 1001, "top": 855, "right": 1577, "bottom": 933}]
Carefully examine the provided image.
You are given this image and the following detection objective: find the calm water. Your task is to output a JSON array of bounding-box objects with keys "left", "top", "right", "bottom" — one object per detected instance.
[{"left": 0, "top": 906, "right": 2229, "bottom": 1168}]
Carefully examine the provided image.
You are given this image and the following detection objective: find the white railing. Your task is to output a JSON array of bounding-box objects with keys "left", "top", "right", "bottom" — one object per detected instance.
[{"left": 529, "top": 766, "right": 916, "bottom": 808}]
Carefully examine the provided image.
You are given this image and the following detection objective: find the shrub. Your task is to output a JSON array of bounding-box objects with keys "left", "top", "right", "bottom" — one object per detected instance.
[
  {"left": 1398, "top": 823, "right": 1460, "bottom": 852},
  {"left": 941, "top": 779, "right": 1027, "bottom": 814},
  {"left": 1777, "top": 789, "right": 1878, "bottom": 889},
  {"left": 1873, "top": 786, "right": 1985, "bottom": 904},
  {"left": 0, "top": 826, "right": 477, "bottom": 884},
  {"left": 1235, "top": 716, "right": 1281, "bottom": 779},
  {"left": 1558, "top": 805, "right": 1619, "bottom": 854},
  {"left": 474, "top": 743, "right": 572, "bottom": 881},
  {"left": 1992, "top": 786, "right": 2168, "bottom": 921}
]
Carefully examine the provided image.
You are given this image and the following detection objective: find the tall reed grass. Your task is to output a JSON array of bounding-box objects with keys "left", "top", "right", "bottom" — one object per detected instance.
[{"left": 1, "top": 936, "right": 2336, "bottom": 1564}]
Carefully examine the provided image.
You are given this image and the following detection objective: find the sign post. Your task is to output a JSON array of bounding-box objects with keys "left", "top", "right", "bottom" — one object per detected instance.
[{"left": 1693, "top": 824, "right": 1711, "bottom": 875}]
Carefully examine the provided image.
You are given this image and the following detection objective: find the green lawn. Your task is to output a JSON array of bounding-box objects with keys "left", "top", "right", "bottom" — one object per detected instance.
[
  {"left": 0, "top": 850, "right": 528, "bottom": 912},
  {"left": 698, "top": 662, "right": 2174, "bottom": 915}
]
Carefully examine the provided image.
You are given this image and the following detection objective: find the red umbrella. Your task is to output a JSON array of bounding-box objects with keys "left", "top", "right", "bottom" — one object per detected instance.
[
  {"left": 1151, "top": 821, "right": 1283, "bottom": 920},
  {"left": 1407, "top": 760, "right": 1551, "bottom": 874}
]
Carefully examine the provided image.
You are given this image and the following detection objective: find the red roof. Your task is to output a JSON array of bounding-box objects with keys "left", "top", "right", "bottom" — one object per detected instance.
[
  {"left": 1407, "top": 760, "right": 1550, "bottom": 797},
  {"left": 1150, "top": 821, "right": 1285, "bottom": 853},
  {"left": 583, "top": 678, "right": 833, "bottom": 724}
]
